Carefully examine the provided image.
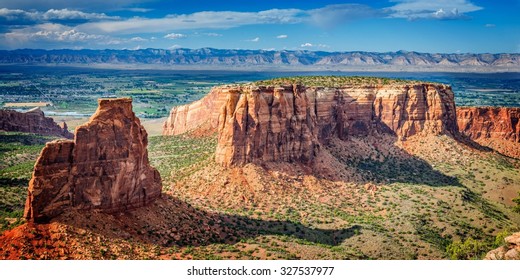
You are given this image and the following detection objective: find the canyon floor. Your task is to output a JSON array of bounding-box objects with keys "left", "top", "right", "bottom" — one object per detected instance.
[{"left": 1, "top": 130, "right": 519, "bottom": 259}]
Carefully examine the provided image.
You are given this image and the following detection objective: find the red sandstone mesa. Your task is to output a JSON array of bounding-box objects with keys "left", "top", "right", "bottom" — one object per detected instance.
[
  {"left": 164, "top": 83, "right": 458, "bottom": 166},
  {"left": 0, "top": 107, "right": 73, "bottom": 138},
  {"left": 24, "top": 98, "right": 162, "bottom": 222},
  {"left": 457, "top": 107, "right": 520, "bottom": 159}
]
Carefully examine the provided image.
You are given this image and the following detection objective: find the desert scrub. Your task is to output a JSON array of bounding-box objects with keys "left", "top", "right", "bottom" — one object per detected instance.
[
  {"left": 513, "top": 192, "right": 520, "bottom": 214},
  {"left": 147, "top": 134, "right": 217, "bottom": 182},
  {"left": 251, "top": 76, "right": 431, "bottom": 87}
]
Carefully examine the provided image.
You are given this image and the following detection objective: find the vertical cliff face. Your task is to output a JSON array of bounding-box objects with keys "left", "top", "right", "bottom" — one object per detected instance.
[
  {"left": 0, "top": 108, "right": 73, "bottom": 138},
  {"left": 457, "top": 107, "right": 520, "bottom": 158},
  {"left": 164, "top": 82, "right": 458, "bottom": 167},
  {"left": 162, "top": 89, "right": 227, "bottom": 135},
  {"left": 215, "top": 84, "right": 457, "bottom": 166},
  {"left": 24, "top": 98, "right": 162, "bottom": 223}
]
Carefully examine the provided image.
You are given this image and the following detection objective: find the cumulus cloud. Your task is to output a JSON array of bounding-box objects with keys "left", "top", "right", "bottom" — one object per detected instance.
[
  {"left": 4, "top": 23, "right": 108, "bottom": 43},
  {"left": 164, "top": 33, "right": 186, "bottom": 39},
  {"left": 301, "top": 43, "right": 313, "bottom": 47},
  {"left": 388, "top": 0, "right": 482, "bottom": 20},
  {"left": 276, "top": 34, "right": 288, "bottom": 39},
  {"left": 42, "top": 9, "right": 116, "bottom": 22},
  {"left": 247, "top": 37, "right": 260, "bottom": 42},
  {"left": 0, "top": 8, "right": 117, "bottom": 25},
  {"left": 485, "top": 23, "right": 496, "bottom": 28}
]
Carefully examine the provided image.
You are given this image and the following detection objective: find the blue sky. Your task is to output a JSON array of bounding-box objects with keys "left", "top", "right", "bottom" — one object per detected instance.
[{"left": 0, "top": 0, "right": 518, "bottom": 53}]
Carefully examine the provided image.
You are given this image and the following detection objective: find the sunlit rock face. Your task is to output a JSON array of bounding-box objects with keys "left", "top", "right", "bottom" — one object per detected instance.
[
  {"left": 24, "top": 98, "right": 162, "bottom": 223},
  {"left": 0, "top": 107, "right": 73, "bottom": 138},
  {"left": 457, "top": 107, "right": 520, "bottom": 159},
  {"left": 164, "top": 83, "right": 458, "bottom": 167}
]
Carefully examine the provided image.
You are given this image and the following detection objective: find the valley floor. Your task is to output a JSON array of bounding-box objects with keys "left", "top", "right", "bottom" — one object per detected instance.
[{"left": 1, "top": 132, "right": 519, "bottom": 260}]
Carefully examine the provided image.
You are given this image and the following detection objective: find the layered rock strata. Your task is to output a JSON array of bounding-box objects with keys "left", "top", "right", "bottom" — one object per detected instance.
[
  {"left": 24, "top": 98, "right": 162, "bottom": 222},
  {"left": 163, "top": 89, "right": 225, "bottom": 135},
  {"left": 457, "top": 107, "right": 520, "bottom": 158},
  {"left": 0, "top": 107, "right": 73, "bottom": 138},
  {"left": 164, "top": 83, "right": 458, "bottom": 167}
]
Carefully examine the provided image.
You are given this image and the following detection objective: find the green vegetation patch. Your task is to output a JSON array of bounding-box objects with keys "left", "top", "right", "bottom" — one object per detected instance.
[
  {"left": 148, "top": 134, "right": 217, "bottom": 185},
  {"left": 252, "top": 76, "right": 431, "bottom": 87},
  {"left": 0, "top": 132, "right": 55, "bottom": 232}
]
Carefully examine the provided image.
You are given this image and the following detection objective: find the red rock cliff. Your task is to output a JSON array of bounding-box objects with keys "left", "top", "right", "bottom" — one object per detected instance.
[
  {"left": 162, "top": 89, "right": 227, "bottom": 135},
  {"left": 0, "top": 107, "right": 73, "bottom": 138},
  {"left": 457, "top": 107, "right": 520, "bottom": 158},
  {"left": 164, "top": 83, "right": 458, "bottom": 167},
  {"left": 24, "top": 98, "right": 162, "bottom": 222}
]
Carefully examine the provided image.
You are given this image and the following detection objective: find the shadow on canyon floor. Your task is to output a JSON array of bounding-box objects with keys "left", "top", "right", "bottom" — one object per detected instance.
[
  {"left": 57, "top": 194, "right": 360, "bottom": 248},
  {"left": 323, "top": 133, "right": 462, "bottom": 188}
]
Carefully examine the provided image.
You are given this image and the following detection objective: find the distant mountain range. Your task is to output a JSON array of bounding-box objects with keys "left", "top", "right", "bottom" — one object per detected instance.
[{"left": 0, "top": 48, "right": 518, "bottom": 72}]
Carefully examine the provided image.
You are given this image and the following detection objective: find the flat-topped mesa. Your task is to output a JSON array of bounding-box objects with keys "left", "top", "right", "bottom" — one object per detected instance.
[
  {"left": 164, "top": 79, "right": 458, "bottom": 167},
  {"left": 216, "top": 83, "right": 457, "bottom": 166},
  {"left": 0, "top": 107, "right": 73, "bottom": 138},
  {"left": 24, "top": 98, "right": 162, "bottom": 223},
  {"left": 457, "top": 107, "right": 520, "bottom": 158}
]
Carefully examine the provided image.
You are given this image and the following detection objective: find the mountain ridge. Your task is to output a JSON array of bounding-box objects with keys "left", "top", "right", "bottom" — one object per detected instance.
[{"left": 0, "top": 48, "right": 518, "bottom": 72}]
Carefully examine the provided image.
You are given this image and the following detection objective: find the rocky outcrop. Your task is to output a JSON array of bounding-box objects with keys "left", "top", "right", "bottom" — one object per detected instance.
[
  {"left": 163, "top": 89, "right": 226, "bottom": 135},
  {"left": 485, "top": 232, "right": 520, "bottom": 260},
  {"left": 0, "top": 107, "right": 73, "bottom": 138},
  {"left": 164, "top": 83, "right": 458, "bottom": 167},
  {"left": 24, "top": 98, "right": 162, "bottom": 223},
  {"left": 457, "top": 107, "right": 520, "bottom": 158}
]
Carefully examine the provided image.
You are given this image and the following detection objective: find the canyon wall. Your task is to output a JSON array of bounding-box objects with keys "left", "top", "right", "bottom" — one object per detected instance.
[
  {"left": 457, "top": 107, "right": 520, "bottom": 158},
  {"left": 24, "top": 98, "right": 162, "bottom": 222},
  {"left": 164, "top": 83, "right": 458, "bottom": 167},
  {"left": 163, "top": 89, "right": 226, "bottom": 135},
  {"left": 0, "top": 107, "right": 73, "bottom": 138}
]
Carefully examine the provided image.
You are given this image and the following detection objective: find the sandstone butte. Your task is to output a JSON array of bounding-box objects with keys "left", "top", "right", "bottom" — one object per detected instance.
[
  {"left": 24, "top": 98, "right": 162, "bottom": 223},
  {"left": 164, "top": 82, "right": 460, "bottom": 166},
  {"left": 457, "top": 107, "right": 520, "bottom": 159},
  {"left": 0, "top": 107, "right": 73, "bottom": 138}
]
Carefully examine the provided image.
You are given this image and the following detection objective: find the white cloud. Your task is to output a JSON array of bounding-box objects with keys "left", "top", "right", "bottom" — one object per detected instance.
[
  {"left": 204, "top": 32, "right": 222, "bottom": 37},
  {"left": 0, "top": 8, "right": 117, "bottom": 25},
  {"left": 130, "top": 36, "right": 147, "bottom": 41},
  {"left": 42, "top": 9, "right": 116, "bottom": 21},
  {"left": 125, "top": 8, "right": 153, "bottom": 13},
  {"left": 164, "top": 33, "right": 186, "bottom": 39},
  {"left": 247, "top": 37, "right": 260, "bottom": 42},
  {"left": 276, "top": 34, "right": 288, "bottom": 39},
  {"left": 300, "top": 42, "right": 330, "bottom": 49},
  {"left": 168, "top": 44, "right": 182, "bottom": 49},
  {"left": 485, "top": 23, "right": 495, "bottom": 28},
  {"left": 4, "top": 23, "right": 108, "bottom": 43},
  {"left": 78, "top": 8, "right": 304, "bottom": 34},
  {"left": 0, "top": 0, "right": 155, "bottom": 11},
  {"left": 389, "top": 0, "right": 482, "bottom": 20}
]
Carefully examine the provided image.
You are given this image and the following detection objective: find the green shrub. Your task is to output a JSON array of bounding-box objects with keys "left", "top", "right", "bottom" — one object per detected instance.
[{"left": 446, "top": 237, "right": 489, "bottom": 260}]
